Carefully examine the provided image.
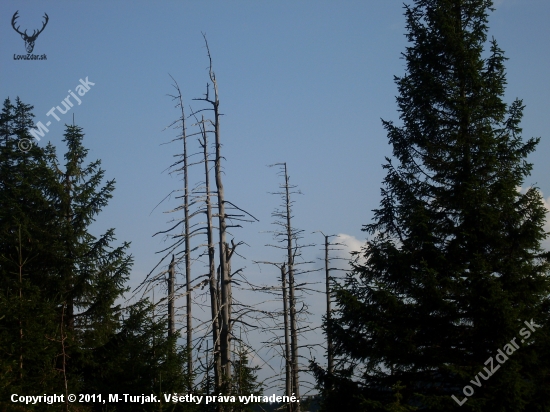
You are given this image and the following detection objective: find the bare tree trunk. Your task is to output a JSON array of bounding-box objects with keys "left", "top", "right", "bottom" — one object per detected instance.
[
  {"left": 169, "top": 77, "right": 193, "bottom": 380},
  {"left": 168, "top": 255, "right": 175, "bottom": 338},
  {"left": 203, "top": 36, "right": 232, "bottom": 385},
  {"left": 283, "top": 163, "right": 300, "bottom": 411},
  {"left": 200, "top": 119, "right": 222, "bottom": 394},
  {"left": 324, "top": 235, "right": 333, "bottom": 377},
  {"left": 175, "top": 83, "right": 194, "bottom": 383},
  {"left": 281, "top": 264, "right": 292, "bottom": 412},
  {"left": 184, "top": 157, "right": 193, "bottom": 382},
  {"left": 194, "top": 36, "right": 258, "bottom": 406},
  {"left": 225, "top": 242, "right": 233, "bottom": 353},
  {"left": 206, "top": 340, "right": 211, "bottom": 395}
]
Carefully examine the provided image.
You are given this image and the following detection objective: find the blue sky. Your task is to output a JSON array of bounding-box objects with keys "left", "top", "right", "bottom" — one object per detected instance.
[{"left": 2, "top": 0, "right": 550, "bottom": 395}]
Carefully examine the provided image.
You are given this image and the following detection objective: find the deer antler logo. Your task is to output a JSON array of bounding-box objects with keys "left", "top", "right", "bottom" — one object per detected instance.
[{"left": 11, "top": 11, "right": 49, "bottom": 54}]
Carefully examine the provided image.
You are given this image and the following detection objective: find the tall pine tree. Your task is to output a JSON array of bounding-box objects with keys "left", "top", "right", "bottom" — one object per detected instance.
[{"left": 321, "top": 1, "right": 550, "bottom": 411}]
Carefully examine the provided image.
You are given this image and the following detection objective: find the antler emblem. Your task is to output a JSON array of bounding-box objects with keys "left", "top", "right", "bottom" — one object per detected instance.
[{"left": 11, "top": 11, "right": 49, "bottom": 53}]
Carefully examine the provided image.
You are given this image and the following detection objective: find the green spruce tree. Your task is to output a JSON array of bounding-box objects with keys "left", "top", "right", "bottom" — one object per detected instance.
[
  {"left": 0, "top": 97, "right": 65, "bottom": 405},
  {"left": 231, "top": 343, "right": 263, "bottom": 412},
  {"left": 86, "top": 299, "right": 195, "bottom": 412},
  {"left": 321, "top": 1, "right": 550, "bottom": 411},
  {"left": 38, "top": 124, "right": 133, "bottom": 397},
  {"left": 1, "top": 104, "right": 193, "bottom": 410}
]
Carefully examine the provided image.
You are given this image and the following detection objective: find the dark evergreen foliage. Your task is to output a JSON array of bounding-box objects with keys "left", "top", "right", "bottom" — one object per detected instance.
[
  {"left": 231, "top": 345, "right": 263, "bottom": 412},
  {"left": 85, "top": 299, "right": 196, "bottom": 412},
  {"left": 0, "top": 99, "right": 193, "bottom": 411},
  {"left": 0, "top": 97, "right": 65, "bottom": 401},
  {"left": 320, "top": 1, "right": 550, "bottom": 411}
]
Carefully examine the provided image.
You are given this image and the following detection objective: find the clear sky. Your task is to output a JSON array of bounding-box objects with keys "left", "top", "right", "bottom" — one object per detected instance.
[{"left": 2, "top": 0, "right": 550, "bottom": 396}]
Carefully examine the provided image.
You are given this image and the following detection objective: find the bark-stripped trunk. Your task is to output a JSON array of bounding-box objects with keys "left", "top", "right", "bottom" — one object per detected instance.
[
  {"left": 171, "top": 81, "right": 193, "bottom": 380},
  {"left": 283, "top": 163, "right": 300, "bottom": 411},
  {"left": 200, "top": 118, "right": 222, "bottom": 395},
  {"left": 176, "top": 88, "right": 193, "bottom": 382},
  {"left": 281, "top": 264, "right": 292, "bottom": 412},
  {"left": 225, "top": 242, "right": 233, "bottom": 351},
  {"left": 207, "top": 44, "right": 232, "bottom": 385},
  {"left": 324, "top": 235, "right": 333, "bottom": 377},
  {"left": 168, "top": 255, "right": 175, "bottom": 338}
]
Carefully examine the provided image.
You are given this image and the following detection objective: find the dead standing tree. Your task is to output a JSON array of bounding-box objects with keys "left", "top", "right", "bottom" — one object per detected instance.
[
  {"left": 262, "top": 162, "right": 319, "bottom": 412},
  {"left": 281, "top": 264, "right": 291, "bottom": 411},
  {"left": 193, "top": 34, "right": 232, "bottom": 388},
  {"left": 191, "top": 34, "right": 258, "bottom": 400},
  {"left": 161, "top": 77, "right": 194, "bottom": 378},
  {"left": 281, "top": 163, "right": 301, "bottom": 412},
  {"left": 137, "top": 36, "right": 257, "bottom": 407},
  {"left": 323, "top": 235, "right": 334, "bottom": 377},
  {"left": 196, "top": 114, "right": 222, "bottom": 394},
  {"left": 135, "top": 76, "right": 204, "bottom": 387},
  {"left": 312, "top": 232, "right": 347, "bottom": 379},
  {"left": 168, "top": 255, "right": 175, "bottom": 338}
]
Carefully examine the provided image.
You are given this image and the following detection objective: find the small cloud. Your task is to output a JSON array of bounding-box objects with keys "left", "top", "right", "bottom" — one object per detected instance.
[
  {"left": 334, "top": 233, "right": 363, "bottom": 257},
  {"left": 330, "top": 233, "right": 366, "bottom": 269},
  {"left": 329, "top": 187, "right": 550, "bottom": 272},
  {"left": 516, "top": 187, "right": 550, "bottom": 251},
  {"left": 539, "top": 194, "right": 550, "bottom": 252}
]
